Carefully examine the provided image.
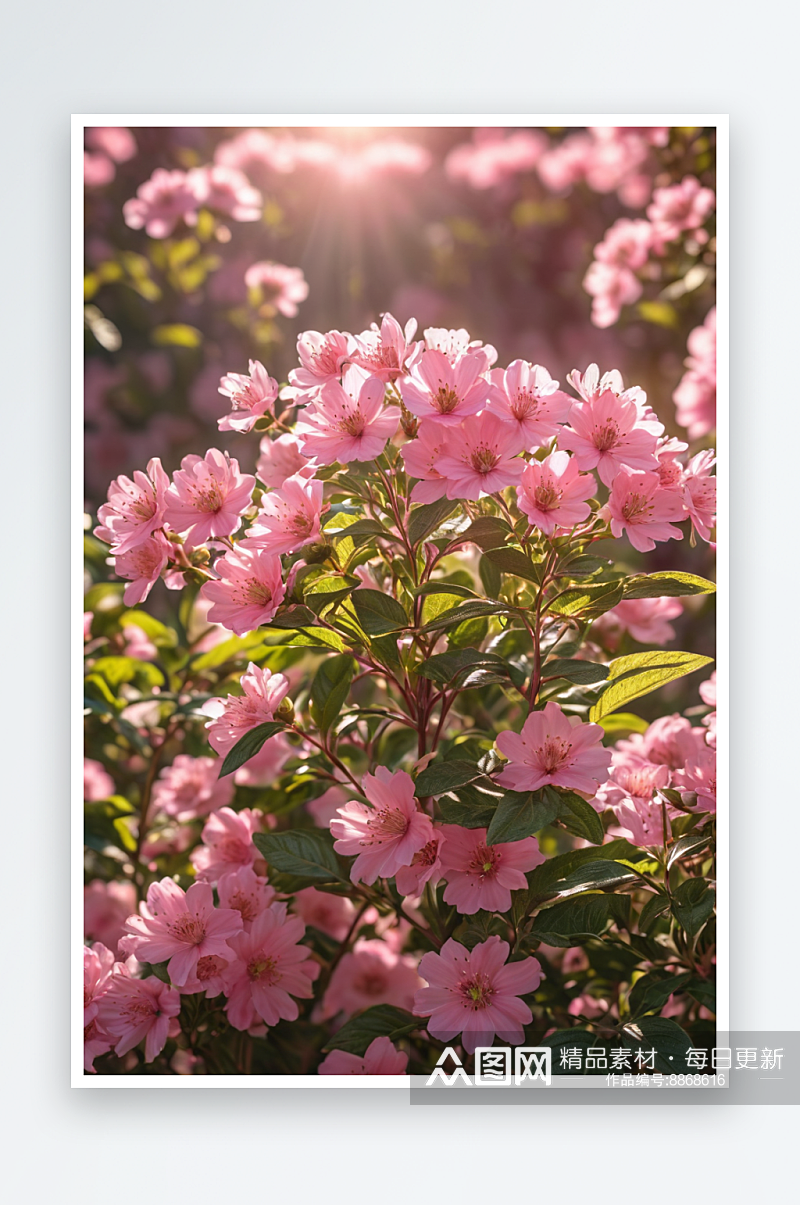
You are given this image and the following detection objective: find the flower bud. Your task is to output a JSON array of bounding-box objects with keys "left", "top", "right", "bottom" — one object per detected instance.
[{"left": 275, "top": 696, "right": 295, "bottom": 722}]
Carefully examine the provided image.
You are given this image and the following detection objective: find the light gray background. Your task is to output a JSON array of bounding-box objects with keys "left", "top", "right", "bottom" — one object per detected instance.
[{"left": 3, "top": 1, "right": 796, "bottom": 1199}]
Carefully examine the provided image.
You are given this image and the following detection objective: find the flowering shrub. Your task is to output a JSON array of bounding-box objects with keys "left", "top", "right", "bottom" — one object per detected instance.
[{"left": 85, "top": 307, "right": 716, "bottom": 1075}]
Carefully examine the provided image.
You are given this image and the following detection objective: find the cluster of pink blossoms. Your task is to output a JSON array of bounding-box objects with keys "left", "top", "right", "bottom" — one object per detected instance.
[
  {"left": 673, "top": 308, "right": 717, "bottom": 438},
  {"left": 95, "top": 308, "right": 716, "bottom": 620},
  {"left": 592, "top": 674, "right": 717, "bottom": 843},
  {"left": 584, "top": 176, "right": 715, "bottom": 328},
  {"left": 447, "top": 126, "right": 669, "bottom": 206},
  {"left": 214, "top": 128, "right": 431, "bottom": 183},
  {"left": 122, "top": 163, "right": 263, "bottom": 238}
]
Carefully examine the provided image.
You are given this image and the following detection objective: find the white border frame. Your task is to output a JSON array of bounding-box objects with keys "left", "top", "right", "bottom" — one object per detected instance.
[{"left": 73, "top": 113, "right": 728, "bottom": 1089}]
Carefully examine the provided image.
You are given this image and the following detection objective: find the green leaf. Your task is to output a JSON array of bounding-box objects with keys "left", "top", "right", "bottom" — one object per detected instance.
[
  {"left": 542, "top": 658, "right": 609, "bottom": 686},
  {"left": 549, "top": 580, "right": 624, "bottom": 619},
  {"left": 485, "top": 546, "right": 541, "bottom": 584},
  {"left": 152, "top": 322, "right": 202, "bottom": 347},
  {"left": 304, "top": 574, "right": 360, "bottom": 614},
  {"left": 415, "top": 759, "right": 485, "bottom": 796},
  {"left": 414, "top": 581, "right": 477, "bottom": 601},
  {"left": 622, "top": 1016, "right": 694, "bottom": 1073},
  {"left": 219, "top": 721, "right": 286, "bottom": 778},
  {"left": 528, "top": 893, "right": 631, "bottom": 946},
  {"left": 667, "top": 830, "right": 713, "bottom": 871},
  {"left": 596, "top": 712, "right": 649, "bottom": 736},
  {"left": 551, "top": 787, "right": 605, "bottom": 845},
  {"left": 590, "top": 650, "right": 714, "bottom": 721},
  {"left": 415, "top": 647, "right": 509, "bottom": 688},
  {"left": 551, "top": 859, "right": 640, "bottom": 897},
  {"left": 310, "top": 654, "right": 356, "bottom": 735},
  {"left": 452, "top": 911, "right": 508, "bottom": 951},
  {"left": 191, "top": 632, "right": 269, "bottom": 671},
  {"left": 486, "top": 789, "right": 560, "bottom": 845},
  {"left": 628, "top": 971, "right": 692, "bottom": 1020},
  {"left": 461, "top": 516, "right": 511, "bottom": 550},
  {"left": 638, "top": 892, "right": 671, "bottom": 933},
  {"left": 671, "top": 878, "right": 715, "bottom": 937},
  {"left": 436, "top": 789, "right": 499, "bottom": 829},
  {"left": 479, "top": 554, "right": 503, "bottom": 599},
  {"left": 328, "top": 517, "right": 397, "bottom": 546},
  {"left": 526, "top": 839, "right": 648, "bottom": 902},
  {"left": 322, "top": 1005, "right": 418, "bottom": 1055},
  {"left": 420, "top": 599, "right": 508, "bottom": 634},
  {"left": 351, "top": 590, "right": 408, "bottom": 635},
  {"left": 407, "top": 498, "right": 458, "bottom": 546},
  {"left": 253, "top": 829, "right": 347, "bottom": 884},
  {"left": 622, "top": 571, "right": 716, "bottom": 600},
  {"left": 268, "top": 605, "right": 320, "bottom": 629}
]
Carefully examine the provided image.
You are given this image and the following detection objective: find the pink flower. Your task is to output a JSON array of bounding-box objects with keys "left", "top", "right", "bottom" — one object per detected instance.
[
  {"left": 330, "top": 768, "right": 435, "bottom": 885},
  {"left": 200, "top": 547, "right": 286, "bottom": 635},
  {"left": 414, "top": 935, "right": 542, "bottom": 1054},
  {"left": 84, "top": 151, "right": 115, "bottom": 187},
  {"left": 674, "top": 747, "right": 717, "bottom": 811},
  {"left": 320, "top": 938, "right": 422, "bottom": 1019},
  {"left": 84, "top": 758, "right": 114, "bottom": 801},
  {"left": 295, "top": 366, "right": 400, "bottom": 464},
  {"left": 188, "top": 164, "right": 262, "bottom": 222},
  {"left": 121, "top": 878, "right": 243, "bottom": 986},
  {"left": 86, "top": 126, "right": 136, "bottom": 163},
  {"left": 95, "top": 457, "right": 169, "bottom": 553},
  {"left": 486, "top": 360, "right": 572, "bottom": 448},
  {"left": 217, "top": 360, "right": 279, "bottom": 433},
  {"left": 439, "top": 826, "right": 544, "bottom": 914},
  {"left": 435, "top": 412, "right": 525, "bottom": 501},
  {"left": 617, "top": 714, "right": 705, "bottom": 772},
  {"left": 122, "top": 622, "right": 157, "bottom": 661},
  {"left": 395, "top": 828, "right": 446, "bottom": 897},
  {"left": 84, "top": 879, "right": 138, "bottom": 954},
  {"left": 420, "top": 326, "right": 497, "bottom": 373},
  {"left": 217, "top": 866, "right": 275, "bottom": 925},
  {"left": 445, "top": 128, "right": 546, "bottom": 189},
  {"left": 84, "top": 1015, "right": 114, "bottom": 1072},
  {"left": 151, "top": 754, "right": 234, "bottom": 822},
  {"left": 84, "top": 942, "right": 116, "bottom": 1024},
  {"left": 190, "top": 807, "right": 264, "bottom": 882},
  {"left": 399, "top": 348, "right": 491, "bottom": 427},
  {"left": 287, "top": 329, "right": 354, "bottom": 397},
  {"left": 516, "top": 450, "right": 596, "bottom": 535},
  {"left": 647, "top": 176, "right": 715, "bottom": 245},
  {"left": 583, "top": 261, "right": 643, "bottom": 328},
  {"left": 221, "top": 902, "right": 319, "bottom": 1030},
  {"left": 123, "top": 168, "right": 204, "bottom": 238},
  {"left": 400, "top": 422, "right": 449, "bottom": 503},
  {"left": 606, "top": 468, "right": 686, "bottom": 552},
  {"left": 560, "top": 391, "right": 660, "bottom": 486},
  {"left": 496, "top": 701, "right": 612, "bottom": 794},
  {"left": 84, "top": 611, "right": 93, "bottom": 641},
  {"left": 318, "top": 1036, "right": 409, "bottom": 1075},
  {"left": 567, "top": 364, "right": 630, "bottom": 404},
  {"left": 351, "top": 313, "right": 418, "bottom": 382},
  {"left": 307, "top": 785, "right": 351, "bottom": 828},
  {"left": 291, "top": 887, "right": 360, "bottom": 942},
  {"left": 655, "top": 436, "right": 689, "bottom": 492},
  {"left": 98, "top": 973, "right": 182, "bottom": 1061},
  {"left": 164, "top": 449, "right": 255, "bottom": 547},
  {"left": 594, "top": 754, "right": 671, "bottom": 845},
  {"left": 113, "top": 531, "right": 172, "bottom": 605},
  {"left": 674, "top": 309, "right": 716, "bottom": 438},
  {"left": 594, "top": 218, "right": 653, "bottom": 270},
  {"left": 257, "top": 433, "right": 315, "bottom": 488},
  {"left": 700, "top": 672, "right": 717, "bottom": 709},
  {"left": 245, "top": 261, "right": 309, "bottom": 317},
  {"left": 202, "top": 662, "right": 290, "bottom": 757},
  {"left": 244, "top": 473, "right": 324, "bottom": 555},
  {"left": 595, "top": 597, "right": 684, "bottom": 646},
  {"left": 682, "top": 450, "right": 716, "bottom": 543}
]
